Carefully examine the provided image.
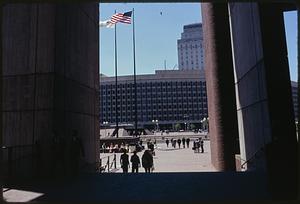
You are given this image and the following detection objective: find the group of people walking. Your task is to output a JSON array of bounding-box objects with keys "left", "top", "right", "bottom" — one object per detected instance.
[
  {"left": 193, "top": 138, "right": 204, "bottom": 153},
  {"left": 120, "top": 149, "right": 154, "bottom": 173},
  {"left": 165, "top": 137, "right": 190, "bottom": 149},
  {"left": 165, "top": 137, "right": 205, "bottom": 153}
]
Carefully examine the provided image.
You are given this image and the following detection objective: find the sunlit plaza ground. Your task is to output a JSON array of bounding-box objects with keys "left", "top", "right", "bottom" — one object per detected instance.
[{"left": 101, "top": 139, "right": 216, "bottom": 173}]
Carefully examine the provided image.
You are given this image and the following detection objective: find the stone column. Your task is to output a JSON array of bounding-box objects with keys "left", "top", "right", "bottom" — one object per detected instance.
[
  {"left": 0, "top": 4, "right": 3, "bottom": 201},
  {"left": 2, "top": 3, "right": 99, "bottom": 178},
  {"left": 258, "top": 4, "right": 298, "bottom": 199},
  {"left": 297, "top": 1, "right": 300, "bottom": 139},
  {"left": 201, "top": 3, "right": 239, "bottom": 171}
]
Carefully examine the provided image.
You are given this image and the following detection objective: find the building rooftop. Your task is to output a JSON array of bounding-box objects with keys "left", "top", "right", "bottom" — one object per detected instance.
[
  {"left": 100, "top": 69, "right": 206, "bottom": 83},
  {"left": 183, "top": 23, "right": 202, "bottom": 30},
  {"left": 291, "top": 81, "right": 298, "bottom": 87}
]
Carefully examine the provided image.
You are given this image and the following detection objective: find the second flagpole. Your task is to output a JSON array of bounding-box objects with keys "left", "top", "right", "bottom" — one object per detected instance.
[
  {"left": 132, "top": 8, "right": 138, "bottom": 137},
  {"left": 114, "top": 10, "right": 119, "bottom": 138}
]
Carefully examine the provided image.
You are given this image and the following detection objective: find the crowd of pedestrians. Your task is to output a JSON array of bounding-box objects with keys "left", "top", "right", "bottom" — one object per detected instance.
[
  {"left": 192, "top": 138, "right": 204, "bottom": 153},
  {"left": 165, "top": 137, "right": 191, "bottom": 149},
  {"left": 120, "top": 149, "right": 154, "bottom": 173},
  {"left": 101, "top": 142, "right": 130, "bottom": 153},
  {"left": 165, "top": 137, "right": 205, "bottom": 153},
  {"left": 117, "top": 136, "right": 205, "bottom": 173}
]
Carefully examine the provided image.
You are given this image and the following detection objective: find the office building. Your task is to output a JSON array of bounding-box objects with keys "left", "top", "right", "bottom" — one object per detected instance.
[
  {"left": 291, "top": 81, "right": 298, "bottom": 120},
  {"left": 100, "top": 69, "right": 208, "bottom": 130},
  {"left": 177, "top": 23, "right": 204, "bottom": 70}
]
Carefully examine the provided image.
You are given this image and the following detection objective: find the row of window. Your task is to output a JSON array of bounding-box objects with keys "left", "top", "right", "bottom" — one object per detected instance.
[
  {"left": 101, "top": 105, "right": 207, "bottom": 111},
  {"left": 101, "top": 94, "right": 207, "bottom": 99},
  {"left": 101, "top": 91, "right": 206, "bottom": 95},
  {"left": 100, "top": 115, "right": 207, "bottom": 123},
  {"left": 101, "top": 100, "right": 207, "bottom": 106},
  {"left": 100, "top": 81, "right": 206, "bottom": 88},
  {"left": 101, "top": 110, "right": 207, "bottom": 118},
  {"left": 179, "top": 43, "right": 203, "bottom": 49}
]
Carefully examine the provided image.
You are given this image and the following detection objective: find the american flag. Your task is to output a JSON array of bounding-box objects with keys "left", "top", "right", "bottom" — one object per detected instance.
[{"left": 109, "top": 11, "right": 132, "bottom": 25}]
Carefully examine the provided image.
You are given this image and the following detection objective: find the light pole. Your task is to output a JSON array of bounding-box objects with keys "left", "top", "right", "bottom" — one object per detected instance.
[
  {"left": 152, "top": 119, "right": 158, "bottom": 132},
  {"left": 207, "top": 117, "right": 209, "bottom": 132},
  {"left": 201, "top": 117, "right": 209, "bottom": 131},
  {"left": 103, "top": 121, "right": 108, "bottom": 138},
  {"left": 184, "top": 114, "right": 188, "bottom": 131}
]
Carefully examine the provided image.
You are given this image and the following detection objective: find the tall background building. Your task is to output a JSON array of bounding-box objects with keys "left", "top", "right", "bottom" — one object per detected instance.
[
  {"left": 291, "top": 81, "right": 298, "bottom": 120},
  {"left": 177, "top": 23, "right": 204, "bottom": 70}
]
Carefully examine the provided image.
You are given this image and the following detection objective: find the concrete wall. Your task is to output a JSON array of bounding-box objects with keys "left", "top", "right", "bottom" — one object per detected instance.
[
  {"left": 229, "top": 3, "right": 298, "bottom": 198},
  {"left": 2, "top": 3, "right": 99, "bottom": 177},
  {"left": 228, "top": 3, "right": 272, "bottom": 171}
]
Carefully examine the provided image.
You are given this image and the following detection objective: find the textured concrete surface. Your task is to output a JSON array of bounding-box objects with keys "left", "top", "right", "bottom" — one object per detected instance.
[
  {"left": 2, "top": 3, "right": 99, "bottom": 178},
  {"left": 228, "top": 3, "right": 272, "bottom": 170},
  {"left": 3, "top": 171, "right": 271, "bottom": 202},
  {"left": 229, "top": 3, "right": 298, "bottom": 199}
]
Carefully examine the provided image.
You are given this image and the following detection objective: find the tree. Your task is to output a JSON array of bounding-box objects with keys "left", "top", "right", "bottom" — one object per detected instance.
[
  {"left": 190, "top": 123, "right": 196, "bottom": 130},
  {"left": 174, "top": 123, "right": 181, "bottom": 131}
]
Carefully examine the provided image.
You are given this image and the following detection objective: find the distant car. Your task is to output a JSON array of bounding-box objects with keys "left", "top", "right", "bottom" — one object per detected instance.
[{"left": 179, "top": 129, "right": 184, "bottom": 132}]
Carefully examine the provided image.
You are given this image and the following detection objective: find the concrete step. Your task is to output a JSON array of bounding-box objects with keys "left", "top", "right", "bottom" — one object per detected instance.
[{"left": 4, "top": 171, "right": 271, "bottom": 202}]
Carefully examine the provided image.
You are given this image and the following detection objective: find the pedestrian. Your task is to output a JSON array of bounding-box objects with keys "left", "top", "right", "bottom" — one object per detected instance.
[
  {"left": 182, "top": 137, "right": 186, "bottom": 148},
  {"left": 120, "top": 149, "right": 129, "bottom": 173},
  {"left": 171, "top": 138, "right": 174, "bottom": 147},
  {"left": 200, "top": 139, "right": 204, "bottom": 153},
  {"left": 149, "top": 142, "right": 155, "bottom": 156},
  {"left": 142, "top": 150, "right": 153, "bottom": 173},
  {"left": 130, "top": 151, "right": 140, "bottom": 173},
  {"left": 70, "top": 130, "right": 85, "bottom": 176},
  {"left": 109, "top": 143, "right": 113, "bottom": 153},
  {"left": 177, "top": 139, "right": 181, "bottom": 148},
  {"left": 166, "top": 138, "right": 169, "bottom": 148},
  {"left": 193, "top": 141, "right": 197, "bottom": 153},
  {"left": 173, "top": 139, "right": 177, "bottom": 148},
  {"left": 186, "top": 138, "right": 190, "bottom": 148},
  {"left": 196, "top": 139, "right": 200, "bottom": 153},
  {"left": 147, "top": 141, "right": 150, "bottom": 149}
]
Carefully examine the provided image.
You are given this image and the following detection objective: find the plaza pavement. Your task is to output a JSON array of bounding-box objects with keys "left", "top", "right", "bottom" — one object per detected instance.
[{"left": 100, "top": 140, "right": 216, "bottom": 173}]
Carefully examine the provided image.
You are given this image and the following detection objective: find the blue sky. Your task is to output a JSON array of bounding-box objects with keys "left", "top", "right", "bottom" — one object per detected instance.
[
  {"left": 284, "top": 11, "right": 298, "bottom": 82},
  {"left": 100, "top": 3, "right": 298, "bottom": 82}
]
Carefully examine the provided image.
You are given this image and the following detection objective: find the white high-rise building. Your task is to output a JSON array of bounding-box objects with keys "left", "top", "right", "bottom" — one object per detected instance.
[{"left": 177, "top": 23, "right": 204, "bottom": 70}]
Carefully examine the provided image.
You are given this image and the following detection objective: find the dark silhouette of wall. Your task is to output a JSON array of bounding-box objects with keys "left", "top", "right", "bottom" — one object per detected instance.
[
  {"left": 2, "top": 3, "right": 99, "bottom": 178},
  {"left": 229, "top": 2, "right": 298, "bottom": 199}
]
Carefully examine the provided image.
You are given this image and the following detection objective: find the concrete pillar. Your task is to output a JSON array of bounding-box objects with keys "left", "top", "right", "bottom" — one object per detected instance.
[
  {"left": 0, "top": 4, "right": 3, "bottom": 201},
  {"left": 2, "top": 3, "right": 99, "bottom": 178},
  {"left": 297, "top": 2, "right": 300, "bottom": 139},
  {"left": 258, "top": 4, "right": 298, "bottom": 199},
  {"left": 201, "top": 3, "right": 238, "bottom": 171}
]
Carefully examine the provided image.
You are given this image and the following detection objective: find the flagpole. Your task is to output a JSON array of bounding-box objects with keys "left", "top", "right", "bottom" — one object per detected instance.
[
  {"left": 114, "top": 10, "right": 119, "bottom": 138},
  {"left": 132, "top": 8, "right": 138, "bottom": 137}
]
